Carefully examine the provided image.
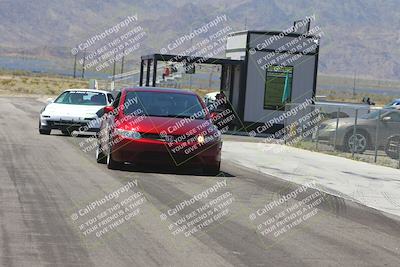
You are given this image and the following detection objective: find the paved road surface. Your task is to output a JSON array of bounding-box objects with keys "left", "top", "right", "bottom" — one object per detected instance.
[{"left": 0, "top": 96, "right": 399, "bottom": 267}]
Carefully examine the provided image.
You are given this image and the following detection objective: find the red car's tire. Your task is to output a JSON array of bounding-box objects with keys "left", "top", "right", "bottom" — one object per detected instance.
[
  {"left": 106, "top": 146, "right": 124, "bottom": 170},
  {"left": 203, "top": 162, "right": 221, "bottom": 176}
]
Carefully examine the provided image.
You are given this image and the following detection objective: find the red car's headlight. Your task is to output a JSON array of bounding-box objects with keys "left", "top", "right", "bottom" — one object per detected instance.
[
  {"left": 202, "top": 131, "right": 221, "bottom": 144},
  {"left": 197, "top": 135, "right": 205, "bottom": 144}
]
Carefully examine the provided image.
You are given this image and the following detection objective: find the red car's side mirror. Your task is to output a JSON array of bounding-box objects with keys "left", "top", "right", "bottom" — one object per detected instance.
[{"left": 104, "top": 106, "right": 114, "bottom": 113}]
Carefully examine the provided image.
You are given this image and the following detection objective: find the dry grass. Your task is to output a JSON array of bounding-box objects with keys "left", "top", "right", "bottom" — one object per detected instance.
[
  {"left": 0, "top": 70, "right": 397, "bottom": 106},
  {"left": 317, "top": 89, "right": 394, "bottom": 106},
  {"left": 0, "top": 71, "right": 90, "bottom": 96},
  {"left": 318, "top": 74, "right": 400, "bottom": 90}
]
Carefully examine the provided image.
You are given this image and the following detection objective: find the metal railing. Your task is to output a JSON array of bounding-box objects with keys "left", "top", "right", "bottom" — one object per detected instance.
[{"left": 283, "top": 102, "right": 400, "bottom": 169}]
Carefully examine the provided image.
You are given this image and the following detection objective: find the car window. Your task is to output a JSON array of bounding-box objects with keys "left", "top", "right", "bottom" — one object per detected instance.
[
  {"left": 107, "top": 94, "right": 114, "bottom": 104},
  {"left": 362, "top": 110, "right": 381, "bottom": 119},
  {"left": 55, "top": 91, "right": 69, "bottom": 103},
  {"left": 112, "top": 92, "right": 121, "bottom": 109},
  {"left": 54, "top": 91, "right": 106, "bottom": 105},
  {"left": 387, "top": 112, "right": 400, "bottom": 122},
  {"left": 362, "top": 109, "right": 393, "bottom": 119}
]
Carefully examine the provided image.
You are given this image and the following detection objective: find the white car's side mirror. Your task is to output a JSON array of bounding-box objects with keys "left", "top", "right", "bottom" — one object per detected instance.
[{"left": 46, "top": 98, "right": 54, "bottom": 104}]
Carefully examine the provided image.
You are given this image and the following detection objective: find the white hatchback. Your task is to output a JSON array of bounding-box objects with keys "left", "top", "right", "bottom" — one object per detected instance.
[{"left": 39, "top": 89, "right": 114, "bottom": 135}]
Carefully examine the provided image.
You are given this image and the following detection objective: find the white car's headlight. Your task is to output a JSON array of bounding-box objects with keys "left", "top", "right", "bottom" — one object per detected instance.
[{"left": 115, "top": 129, "right": 141, "bottom": 139}]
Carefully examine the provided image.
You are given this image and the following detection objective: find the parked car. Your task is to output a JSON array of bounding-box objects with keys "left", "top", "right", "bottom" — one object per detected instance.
[
  {"left": 96, "top": 87, "right": 222, "bottom": 175},
  {"left": 39, "top": 89, "right": 114, "bottom": 135},
  {"left": 384, "top": 98, "right": 400, "bottom": 108},
  {"left": 318, "top": 108, "right": 400, "bottom": 153},
  {"left": 314, "top": 100, "right": 371, "bottom": 118},
  {"left": 385, "top": 135, "right": 400, "bottom": 159}
]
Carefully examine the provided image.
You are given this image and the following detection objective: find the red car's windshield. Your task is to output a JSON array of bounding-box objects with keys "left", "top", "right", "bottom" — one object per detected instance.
[{"left": 124, "top": 91, "right": 206, "bottom": 119}]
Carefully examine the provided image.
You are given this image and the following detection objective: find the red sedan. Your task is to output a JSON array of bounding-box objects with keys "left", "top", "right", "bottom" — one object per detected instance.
[{"left": 96, "top": 87, "right": 222, "bottom": 175}]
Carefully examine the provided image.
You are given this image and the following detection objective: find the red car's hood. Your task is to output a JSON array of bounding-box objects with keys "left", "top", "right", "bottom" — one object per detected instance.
[{"left": 118, "top": 116, "right": 214, "bottom": 136}]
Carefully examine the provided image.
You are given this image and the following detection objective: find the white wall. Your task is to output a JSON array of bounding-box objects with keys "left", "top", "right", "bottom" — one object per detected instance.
[
  {"left": 243, "top": 33, "right": 318, "bottom": 123},
  {"left": 249, "top": 33, "right": 318, "bottom": 54},
  {"left": 226, "top": 33, "right": 247, "bottom": 60}
]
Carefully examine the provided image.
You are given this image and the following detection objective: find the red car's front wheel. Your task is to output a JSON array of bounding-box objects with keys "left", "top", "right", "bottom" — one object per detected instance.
[
  {"left": 203, "top": 162, "right": 221, "bottom": 176},
  {"left": 106, "top": 144, "right": 124, "bottom": 170}
]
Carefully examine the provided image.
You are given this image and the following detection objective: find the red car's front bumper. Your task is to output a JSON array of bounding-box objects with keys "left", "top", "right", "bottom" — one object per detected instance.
[{"left": 111, "top": 135, "right": 222, "bottom": 167}]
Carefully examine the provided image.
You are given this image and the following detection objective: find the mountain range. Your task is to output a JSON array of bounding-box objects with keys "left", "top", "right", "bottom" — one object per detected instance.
[{"left": 0, "top": 0, "right": 399, "bottom": 80}]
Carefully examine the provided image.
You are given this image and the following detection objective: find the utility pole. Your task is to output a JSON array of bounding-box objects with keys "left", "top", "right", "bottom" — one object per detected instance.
[
  {"left": 189, "top": 26, "right": 193, "bottom": 89},
  {"left": 208, "top": 66, "right": 214, "bottom": 89},
  {"left": 352, "top": 71, "right": 357, "bottom": 98},
  {"left": 112, "top": 52, "right": 116, "bottom": 81},
  {"left": 121, "top": 47, "right": 125, "bottom": 74},
  {"left": 81, "top": 49, "right": 86, "bottom": 79},
  {"left": 73, "top": 53, "right": 77, "bottom": 78},
  {"left": 244, "top": 17, "right": 247, "bottom": 30}
]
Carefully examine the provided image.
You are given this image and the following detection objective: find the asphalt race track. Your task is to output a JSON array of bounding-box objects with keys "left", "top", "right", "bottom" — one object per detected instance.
[{"left": 0, "top": 96, "right": 399, "bottom": 267}]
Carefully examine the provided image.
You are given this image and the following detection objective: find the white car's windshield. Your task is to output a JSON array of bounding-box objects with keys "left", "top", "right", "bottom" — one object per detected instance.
[{"left": 55, "top": 91, "right": 106, "bottom": 105}]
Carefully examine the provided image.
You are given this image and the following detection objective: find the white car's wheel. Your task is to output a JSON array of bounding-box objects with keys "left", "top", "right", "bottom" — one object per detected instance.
[
  {"left": 38, "top": 119, "right": 51, "bottom": 135},
  {"left": 61, "top": 128, "right": 73, "bottom": 136}
]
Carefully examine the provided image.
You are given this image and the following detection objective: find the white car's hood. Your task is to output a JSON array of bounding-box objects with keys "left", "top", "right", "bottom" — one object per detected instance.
[{"left": 42, "top": 103, "right": 104, "bottom": 118}]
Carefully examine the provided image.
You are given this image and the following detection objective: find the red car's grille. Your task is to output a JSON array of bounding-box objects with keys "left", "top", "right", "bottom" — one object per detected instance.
[
  {"left": 141, "top": 133, "right": 163, "bottom": 140},
  {"left": 140, "top": 132, "right": 197, "bottom": 143},
  {"left": 137, "top": 151, "right": 201, "bottom": 164}
]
